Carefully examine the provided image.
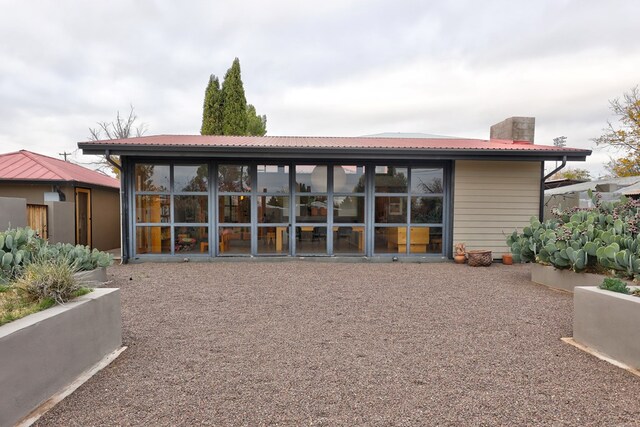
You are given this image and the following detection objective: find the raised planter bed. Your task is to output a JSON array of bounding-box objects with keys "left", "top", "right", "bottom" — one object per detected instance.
[
  {"left": 573, "top": 286, "right": 640, "bottom": 370},
  {"left": 74, "top": 266, "right": 108, "bottom": 286},
  {"left": 530, "top": 263, "right": 633, "bottom": 293},
  {"left": 0, "top": 288, "right": 122, "bottom": 427}
]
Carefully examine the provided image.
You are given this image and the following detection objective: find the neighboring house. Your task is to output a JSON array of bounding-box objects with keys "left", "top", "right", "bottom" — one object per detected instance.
[
  {"left": 544, "top": 175, "right": 640, "bottom": 219},
  {"left": 544, "top": 178, "right": 589, "bottom": 190},
  {"left": 77, "top": 117, "right": 591, "bottom": 262},
  {"left": 0, "top": 150, "right": 120, "bottom": 251}
]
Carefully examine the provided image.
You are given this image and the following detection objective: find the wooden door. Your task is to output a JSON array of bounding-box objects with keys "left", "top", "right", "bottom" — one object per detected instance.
[
  {"left": 26, "top": 204, "right": 48, "bottom": 239},
  {"left": 75, "top": 188, "right": 92, "bottom": 247}
]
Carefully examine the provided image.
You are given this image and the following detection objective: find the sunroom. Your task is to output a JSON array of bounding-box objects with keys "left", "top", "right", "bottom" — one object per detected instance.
[{"left": 78, "top": 117, "right": 591, "bottom": 262}]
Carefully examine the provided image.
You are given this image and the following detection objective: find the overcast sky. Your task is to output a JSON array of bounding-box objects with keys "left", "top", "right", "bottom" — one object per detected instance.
[{"left": 1, "top": 0, "right": 639, "bottom": 177}]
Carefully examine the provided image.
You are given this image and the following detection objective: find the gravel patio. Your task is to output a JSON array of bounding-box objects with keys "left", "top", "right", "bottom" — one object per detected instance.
[{"left": 36, "top": 262, "right": 640, "bottom": 426}]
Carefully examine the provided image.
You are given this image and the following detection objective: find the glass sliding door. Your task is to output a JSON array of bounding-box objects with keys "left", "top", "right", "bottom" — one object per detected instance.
[
  {"left": 218, "top": 165, "right": 252, "bottom": 255},
  {"left": 373, "top": 166, "right": 444, "bottom": 255},
  {"left": 409, "top": 168, "right": 444, "bottom": 254},
  {"left": 134, "top": 163, "right": 209, "bottom": 256},
  {"left": 257, "top": 165, "right": 290, "bottom": 255},
  {"left": 134, "top": 164, "right": 172, "bottom": 255},
  {"left": 130, "top": 160, "right": 446, "bottom": 258},
  {"left": 173, "top": 164, "right": 209, "bottom": 255},
  {"left": 332, "top": 165, "right": 366, "bottom": 255},
  {"left": 294, "top": 165, "right": 328, "bottom": 254}
]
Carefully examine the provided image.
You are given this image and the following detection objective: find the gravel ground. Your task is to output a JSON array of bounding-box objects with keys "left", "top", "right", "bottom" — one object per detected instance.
[{"left": 35, "top": 262, "right": 640, "bottom": 426}]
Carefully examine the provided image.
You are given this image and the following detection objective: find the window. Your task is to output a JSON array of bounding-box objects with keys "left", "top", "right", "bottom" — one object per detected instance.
[
  {"left": 257, "top": 165, "right": 291, "bottom": 255},
  {"left": 373, "top": 166, "right": 443, "bottom": 255},
  {"left": 218, "top": 164, "right": 252, "bottom": 255},
  {"left": 134, "top": 163, "right": 209, "bottom": 256}
]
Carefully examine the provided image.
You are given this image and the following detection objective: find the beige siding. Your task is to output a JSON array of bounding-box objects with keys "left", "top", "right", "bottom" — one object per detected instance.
[{"left": 453, "top": 160, "right": 541, "bottom": 258}]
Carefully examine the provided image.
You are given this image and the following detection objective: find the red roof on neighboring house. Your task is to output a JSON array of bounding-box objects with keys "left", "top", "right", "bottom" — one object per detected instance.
[
  {"left": 79, "top": 134, "right": 590, "bottom": 153},
  {"left": 0, "top": 150, "right": 120, "bottom": 189}
]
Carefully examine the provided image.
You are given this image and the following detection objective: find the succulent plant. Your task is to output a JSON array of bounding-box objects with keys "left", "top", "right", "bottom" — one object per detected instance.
[
  {"left": 0, "top": 227, "right": 44, "bottom": 283},
  {"left": 506, "top": 189, "right": 640, "bottom": 277},
  {"left": 0, "top": 227, "right": 113, "bottom": 284}
]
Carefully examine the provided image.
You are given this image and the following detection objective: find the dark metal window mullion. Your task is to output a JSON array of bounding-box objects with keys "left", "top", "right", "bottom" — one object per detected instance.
[
  {"left": 169, "top": 165, "right": 175, "bottom": 256},
  {"left": 206, "top": 160, "right": 212, "bottom": 256},
  {"left": 212, "top": 162, "right": 218, "bottom": 256},
  {"left": 444, "top": 161, "right": 453, "bottom": 258},
  {"left": 130, "top": 161, "right": 136, "bottom": 258},
  {"left": 327, "top": 166, "right": 334, "bottom": 255},
  {"left": 365, "top": 165, "right": 373, "bottom": 256},
  {"left": 290, "top": 162, "right": 296, "bottom": 255},
  {"left": 250, "top": 165, "right": 258, "bottom": 255},
  {"left": 406, "top": 169, "right": 411, "bottom": 254}
]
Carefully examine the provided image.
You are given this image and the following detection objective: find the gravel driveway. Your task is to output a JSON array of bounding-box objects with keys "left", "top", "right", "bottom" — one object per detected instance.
[{"left": 36, "top": 262, "right": 640, "bottom": 426}]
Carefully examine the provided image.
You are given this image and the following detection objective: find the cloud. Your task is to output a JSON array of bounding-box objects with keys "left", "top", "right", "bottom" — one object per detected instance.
[{"left": 0, "top": 0, "right": 638, "bottom": 180}]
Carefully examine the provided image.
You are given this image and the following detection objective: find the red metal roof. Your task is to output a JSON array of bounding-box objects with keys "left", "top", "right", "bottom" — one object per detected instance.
[
  {"left": 78, "top": 134, "right": 590, "bottom": 154},
  {"left": 0, "top": 150, "right": 120, "bottom": 189}
]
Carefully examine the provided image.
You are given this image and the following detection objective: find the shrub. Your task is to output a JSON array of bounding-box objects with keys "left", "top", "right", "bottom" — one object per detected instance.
[
  {"left": 14, "top": 257, "right": 82, "bottom": 305},
  {"left": 599, "top": 277, "right": 630, "bottom": 294}
]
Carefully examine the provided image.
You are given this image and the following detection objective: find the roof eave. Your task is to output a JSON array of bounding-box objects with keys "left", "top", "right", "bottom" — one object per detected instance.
[
  {"left": 0, "top": 178, "right": 119, "bottom": 191},
  {"left": 78, "top": 143, "right": 590, "bottom": 162}
]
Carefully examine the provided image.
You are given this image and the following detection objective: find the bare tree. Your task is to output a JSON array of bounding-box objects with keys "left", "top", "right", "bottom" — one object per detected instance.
[
  {"left": 78, "top": 105, "right": 147, "bottom": 177},
  {"left": 89, "top": 105, "right": 147, "bottom": 141}
]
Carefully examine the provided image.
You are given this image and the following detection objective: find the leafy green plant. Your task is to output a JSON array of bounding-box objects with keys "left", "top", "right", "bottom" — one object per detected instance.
[{"left": 599, "top": 277, "right": 630, "bottom": 294}]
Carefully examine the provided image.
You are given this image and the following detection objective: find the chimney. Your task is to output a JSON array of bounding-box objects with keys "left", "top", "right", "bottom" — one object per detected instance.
[{"left": 490, "top": 117, "right": 535, "bottom": 143}]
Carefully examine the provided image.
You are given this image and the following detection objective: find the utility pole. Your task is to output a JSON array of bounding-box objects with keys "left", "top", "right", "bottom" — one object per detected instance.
[{"left": 59, "top": 151, "right": 71, "bottom": 162}]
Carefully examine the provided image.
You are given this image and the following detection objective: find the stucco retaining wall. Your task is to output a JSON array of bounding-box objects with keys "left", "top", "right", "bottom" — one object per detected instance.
[
  {"left": 573, "top": 286, "right": 640, "bottom": 370},
  {"left": 0, "top": 288, "right": 121, "bottom": 427},
  {"left": 530, "top": 263, "right": 634, "bottom": 292},
  {"left": 530, "top": 263, "right": 607, "bottom": 292},
  {"left": 0, "top": 196, "right": 27, "bottom": 230},
  {"left": 74, "top": 267, "right": 109, "bottom": 286}
]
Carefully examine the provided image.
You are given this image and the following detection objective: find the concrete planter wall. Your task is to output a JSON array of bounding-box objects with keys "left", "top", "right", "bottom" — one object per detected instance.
[
  {"left": 0, "top": 288, "right": 121, "bottom": 427},
  {"left": 74, "top": 266, "right": 108, "bottom": 286},
  {"left": 531, "top": 263, "right": 619, "bottom": 293},
  {"left": 573, "top": 286, "right": 640, "bottom": 370}
]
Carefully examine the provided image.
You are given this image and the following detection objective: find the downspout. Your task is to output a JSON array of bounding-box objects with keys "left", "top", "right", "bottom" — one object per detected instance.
[
  {"left": 540, "top": 156, "right": 567, "bottom": 220},
  {"left": 106, "top": 150, "right": 128, "bottom": 264}
]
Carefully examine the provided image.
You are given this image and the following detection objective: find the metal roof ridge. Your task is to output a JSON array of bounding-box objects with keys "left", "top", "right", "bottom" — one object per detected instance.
[
  {"left": 79, "top": 134, "right": 492, "bottom": 143},
  {"left": 19, "top": 150, "right": 73, "bottom": 181},
  {"left": 0, "top": 150, "right": 26, "bottom": 158}
]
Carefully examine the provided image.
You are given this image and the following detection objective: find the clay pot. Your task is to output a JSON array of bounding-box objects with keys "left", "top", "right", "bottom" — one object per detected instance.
[
  {"left": 454, "top": 254, "right": 466, "bottom": 264},
  {"left": 502, "top": 254, "right": 513, "bottom": 265}
]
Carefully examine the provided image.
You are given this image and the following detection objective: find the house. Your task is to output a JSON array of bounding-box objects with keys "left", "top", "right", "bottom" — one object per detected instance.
[
  {"left": 77, "top": 117, "right": 591, "bottom": 262},
  {"left": 0, "top": 150, "right": 120, "bottom": 251},
  {"left": 544, "top": 175, "right": 640, "bottom": 219}
]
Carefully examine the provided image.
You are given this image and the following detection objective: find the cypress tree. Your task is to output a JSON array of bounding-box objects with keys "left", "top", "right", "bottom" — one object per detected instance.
[
  {"left": 201, "top": 75, "right": 223, "bottom": 135},
  {"left": 221, "top": 58, "right": 248, "bottom": 135},
  {"left": 246, "top": 104, "right": 267, "bottom": 136}
]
